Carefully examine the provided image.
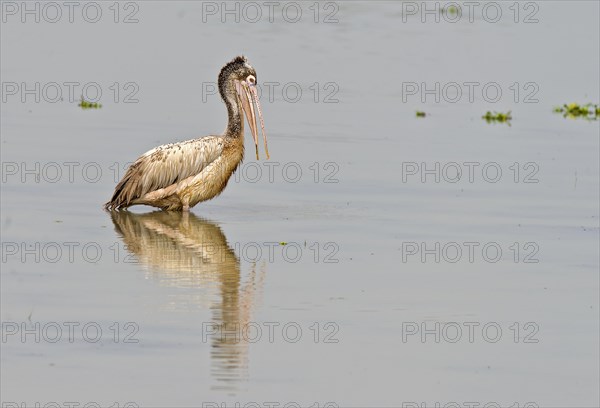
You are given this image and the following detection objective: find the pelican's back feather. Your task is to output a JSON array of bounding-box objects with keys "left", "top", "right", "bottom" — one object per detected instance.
[{"left": 105, "top": 136, "right": 224, "bottom": 210}]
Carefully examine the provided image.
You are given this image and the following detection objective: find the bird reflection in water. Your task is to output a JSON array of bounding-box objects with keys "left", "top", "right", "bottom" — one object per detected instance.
[{"left": 109, "top": 210, "right": 266, "bottom": 392}]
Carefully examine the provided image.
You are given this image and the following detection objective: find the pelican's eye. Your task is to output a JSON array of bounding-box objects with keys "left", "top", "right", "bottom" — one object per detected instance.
[{"left": 246, "top": 75, "right": 256, "bottom": 86}]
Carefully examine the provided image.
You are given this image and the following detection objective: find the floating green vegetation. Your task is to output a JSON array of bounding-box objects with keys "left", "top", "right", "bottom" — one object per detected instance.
[
  {"left": 553, "top": 103, "right": 599, "bottom": 119},
  {"left": 279, "top": 242, "right": 288, "bottom": 246},
  {"left": 441, "top": 5, "right": 459, "bottom": 15},
  {"left": 78, "top": 96, "right": 102, "bottom": 109},
  {"left": 482, "top": 111, "right": 512, "bottom": 123},
  {"left": 416, "top": 111, "right": 426, "bottom": 118}
]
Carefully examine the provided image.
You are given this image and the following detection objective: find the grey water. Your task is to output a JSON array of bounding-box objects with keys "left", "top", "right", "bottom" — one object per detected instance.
[{"left": 1, "top": 1, "right": 599, "bottom": 407}]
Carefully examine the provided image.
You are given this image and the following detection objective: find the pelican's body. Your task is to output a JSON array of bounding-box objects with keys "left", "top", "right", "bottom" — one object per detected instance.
[
  {"left": 107, "top": 135, "right": 243, "bottom": 211},
  {"left": 105, "top": 56, "right": 268, "bottom": 211}
]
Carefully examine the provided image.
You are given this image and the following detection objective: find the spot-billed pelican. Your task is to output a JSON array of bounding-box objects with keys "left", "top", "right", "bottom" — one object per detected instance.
[{"left": 104, "top": 56, "right": 268, "bottom": 211}]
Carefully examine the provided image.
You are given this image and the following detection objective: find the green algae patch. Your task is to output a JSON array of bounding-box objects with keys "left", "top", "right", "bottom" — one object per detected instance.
[
  {"left": 553, "top": 103, "right": 599, "bottom": 119},
  {"left": 78, "top": 96, "right": 102, "bottom": 109},
  {"left": 441, "top": 5, "right": 459, "bottom": 16},
  {"left": 482, "top": 111, "right": 512, "bottom": 124}
]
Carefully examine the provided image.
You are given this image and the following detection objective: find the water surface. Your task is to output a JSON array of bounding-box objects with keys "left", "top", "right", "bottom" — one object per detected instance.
[{"left": 1, "top": 2, "right": 599, "bottom": 407}]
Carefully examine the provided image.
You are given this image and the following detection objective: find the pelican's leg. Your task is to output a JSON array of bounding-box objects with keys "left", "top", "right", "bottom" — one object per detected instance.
[{"left": 182, "top": 197, "right": 190, "bottom": 212}]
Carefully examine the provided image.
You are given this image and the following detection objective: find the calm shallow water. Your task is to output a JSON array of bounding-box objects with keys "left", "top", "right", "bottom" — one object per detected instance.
[{"left": 1, "top": 2, "right": 599, "bottom": 407}]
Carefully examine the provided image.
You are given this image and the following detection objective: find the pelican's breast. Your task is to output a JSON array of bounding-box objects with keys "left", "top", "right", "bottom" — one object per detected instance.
[{"left": 178, "top": 137, "right": 245, "bottom": 207}]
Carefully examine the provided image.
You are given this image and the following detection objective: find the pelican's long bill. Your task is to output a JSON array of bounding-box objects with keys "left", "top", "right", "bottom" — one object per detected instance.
[{"left": 235, "top": 80, "right": 269, "bottom": 160}]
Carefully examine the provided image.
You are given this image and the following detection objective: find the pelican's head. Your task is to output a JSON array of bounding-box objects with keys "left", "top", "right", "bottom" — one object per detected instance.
[{"left": 218, "top": 55, "right": 269, "bottom": 160}]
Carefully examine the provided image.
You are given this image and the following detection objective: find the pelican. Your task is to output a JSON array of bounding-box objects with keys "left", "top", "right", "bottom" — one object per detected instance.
[{"left": 104, "top": 56, "right": 269, "bottom": 211}]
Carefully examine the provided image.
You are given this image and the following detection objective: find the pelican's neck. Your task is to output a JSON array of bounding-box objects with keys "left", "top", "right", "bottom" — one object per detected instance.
[{"left": 221, "top": 81, "right": 244, "bottom": 138}]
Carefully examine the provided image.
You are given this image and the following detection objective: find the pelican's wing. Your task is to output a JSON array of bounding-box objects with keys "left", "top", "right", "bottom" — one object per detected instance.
[{"left": 105, "top": 136, "right": 224, "bottom": 209}]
